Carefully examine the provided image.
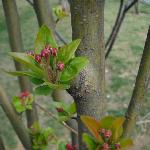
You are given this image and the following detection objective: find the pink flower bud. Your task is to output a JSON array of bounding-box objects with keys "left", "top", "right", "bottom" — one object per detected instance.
[
  {"left": 104, "top": 130, "right": 112, "bottom": 138},
  {"left": 66, "top": 144, "right": 73, "bottom": 150},
  {"left": 51, "top": 48, "right": 57, "bottom": 56},
  {"left": 57, "top": 62, "right": 65, "bottom": 71},
  {"left": 26, "top": 50, "right": 34, "bottom": 56},
  {"left": 102, "top": 143, "right": 109, "bottom": 150},
  {"left": 56, "top": 107, "right": 64, "bottom": 113},
  {"left": 73, "top": 144, "right": 78, "bottom": 150},
  {"left": 35, "top": 54, "right": 42, "bottom": 63},
  {"left": 115, "top": 143, "right": 121, "bottom": 149},
  {"left": 41, "top": 47, "right": 51, "bottom": 58},
  {"left": 98, "top": 128, "right": 105, "bottom": 134},
  {"left": 19, "top": 91, "right": 30, "bottom": 99}
]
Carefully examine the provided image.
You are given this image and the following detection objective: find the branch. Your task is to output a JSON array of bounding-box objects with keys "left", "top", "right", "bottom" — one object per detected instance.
[
  {"left": 26, "top": 0, "right": 34, "bottom": 7},
  {"left": 123, "top": 27, "right": 150, "bottom": 137},
  {"left": 105, "top": 0, "right": 124, "bottom": 48},
  {"left": 55, "top": 31, "right": 67, "bottom": 45},
  {"left": 125, "top": 0, "right": 138, "bottom": 12},
  {"left": 105, "top": 0, "right": 138, "bottom": 58},
  {"left": 35, "top": 102, "right": 78, "bottom": 135},
  {"left": 0, "top": 86, "right": 32, "bottom": 149},
  {"left": 0, "top": 135, "right": 5, "bottom": 150}
]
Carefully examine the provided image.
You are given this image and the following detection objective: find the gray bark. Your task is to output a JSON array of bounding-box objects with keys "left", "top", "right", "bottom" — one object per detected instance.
[
  {"left": 70, "top": 1, "right": 105, "bottom": 149},
  {"left": 2, "top": 0, "right": 38, "bottom": 128},
  {"left": 0, "top": 87, "right": 32, "bottom": 150},
  {"left": 123, "top": 26, "right": 150, "bottom": 136}
]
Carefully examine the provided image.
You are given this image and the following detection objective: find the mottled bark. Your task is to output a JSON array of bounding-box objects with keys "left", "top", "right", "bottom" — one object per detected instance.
[
  {"left": 123, "top": 27, "right": 150, "bottom": 136},
  {"left": 0, "top": 87, "right": 32, "bottom": 150},
  {"left": 2, "top": 0, "right": 38, "bottom": 128},
  {"left": 70, "top": 1, "right": 105, "bottom": 149},
  {"left": 105, "top": 0, "right": 138, "bottom": 58}
]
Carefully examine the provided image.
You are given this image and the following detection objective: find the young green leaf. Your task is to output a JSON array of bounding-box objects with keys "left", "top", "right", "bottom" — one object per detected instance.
[
  {"left": 34, "top": 85, "right": 52, "bottom": 95},
  {"left": 57, "top": 39, "right": 81, "bottom": 64},
  {"left": 57, "top": 141, "right": 66, "bottom": 150},
  {"left": 34, "top": 25, "right": 57, "bottom": 54},
  {"left": 60, "top": 57, "right": 89, "bottom": 82},
  {"left": 9, "top": 52, "right": 43, "bottom": 78},
  {"left": 110, "top": 117, "right": 125, "bottom": 142},
  {"left": 45, "top": 82, "right": 70, "bottom": 90},
  {"left": 82, "top": 133, "right": 98, "bottom": 150},
  {"left": 120, "top": 138, "right": 133, "bottom": 148},
  {"left": 99, "top": 116, "right": 115, "bottom": 129},
  {"left": 5, "top": 70, "right": 38, "bottom": 78},
  {"left": 67, "top": 102, "right": 77, "bottom": 115},
  {"left": 81, "top": 116, "right": 103, "bottom": 143},
  {"left": 53, "top": 5, "right": 68, "bottom": 20},
  {"left": 30, "top": 77, "right": 44, "bottom": 85}
]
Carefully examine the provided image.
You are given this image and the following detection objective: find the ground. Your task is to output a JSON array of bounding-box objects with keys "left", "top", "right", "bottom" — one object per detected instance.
[{"left": 0, "top": 0, "right": 150, "bottom": 149}]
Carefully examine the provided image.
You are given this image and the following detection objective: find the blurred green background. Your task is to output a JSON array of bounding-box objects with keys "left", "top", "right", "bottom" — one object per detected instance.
[{"left": 0, "top": 0, "right": 150, "bottom": 149}]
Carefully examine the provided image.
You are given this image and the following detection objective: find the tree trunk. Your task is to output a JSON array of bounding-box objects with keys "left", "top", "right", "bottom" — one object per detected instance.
[
  {"left": 123, "top": 27, "right": 150, "bottom": 136},
  {"left": 0, "top": 135, "right": 5, "bottom": 150},
  {"left": 2, "top": 0, "right": 38, "bottom": 128},
  {"left": 134, "top": 0, "right": 139, "bottom": 14},
  {"left": 33, "top": 0, "right": 55, "bottom": 30},
  {"left": 0, "top": 87, "right": 32, "bottom": 150},
  {"left": 70, "top": 1, "right": 105, "bottom": 149}
]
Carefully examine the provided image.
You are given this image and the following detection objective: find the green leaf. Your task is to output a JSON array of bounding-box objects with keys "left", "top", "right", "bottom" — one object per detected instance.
[
  {"left": 58, "top": 116, "right": 70, "bottom": 122},
  {"left": 34, "top": 25, "right": 57, "bottom": 54},
  {"left": 120, "top": 138, "right": 133, "bottom": 148},
  {"left": 100, "top": 116, "right": 116, "bottom": 129},
  {"left": 34, "top": 85, "right": 52, "bottom": 95},
  {"left": 53, "top": 5, "right": 68, "bottom": 20},
  {"left": 30, "top": 77, "right": 44, "bottom": 85},
  {"left": 5, "top": 70, "right": 38, "bottom": 78},
  {"left": 81, "top": 116, "right": 103, "bottom": 143},
  {"left": 67, "top": 102, "right": 77, "bottom": 114},
  {"left": 9, "top": 52, "right": 43, "bottom": 78},
  {"left": 60, "top": 57, "right": 89, "bottom": 82},
  {"left": 45, "top": 82, "right": 70, "bottom": 90},
  {"left": 12, "top": 96, "right": 25, "bottom": 113},
  {"left": 57, "top": 141, "right": 66, "bottom": 150},
  {"left": 110, "top": 117, "right": 125, "bottom": 142},
  {"left": 57, "top": 39, "right": 81, "bottom": 64},
  {"left": 82, "top": 133, "right": 98, "bottom": 150}
]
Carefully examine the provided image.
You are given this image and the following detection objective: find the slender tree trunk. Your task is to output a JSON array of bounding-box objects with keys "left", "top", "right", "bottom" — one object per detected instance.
[
  {"left": 0, "top": 135, "right": 5, "bottom": 150},
  {"left": 0, "top": 87, "right": 32, "bottom": 150},
  {"left": 70, "top": 1, "right": 105, "bottom": 149},
  {"left": 134, "top": 0, "right": 139, "bottom": 14},
  {"left": 33, "top": 0, "right": 55, "bottom": 30},
  {"left": 2, "top": 0, "right": 38, "bottom": 128},
  {"left": 123, "top": 27, "right": 150, "bottom": 136}
]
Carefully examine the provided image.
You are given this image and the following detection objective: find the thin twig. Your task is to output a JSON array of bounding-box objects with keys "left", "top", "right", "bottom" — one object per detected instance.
[
  {"left": 35, "top": 102, "right": 78, "bottom": 135},
  {"left": 26, "top": 0, "right": 34, "bottom": 7},
  {"left": 55, "top": 31, "right": 67, "bottom": 45},
  {"left": 125, "top": 0, "right": 138, "bottom": 12},
  {"left": 136, "top": 120, "right": 150, "bottom": 125}
]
